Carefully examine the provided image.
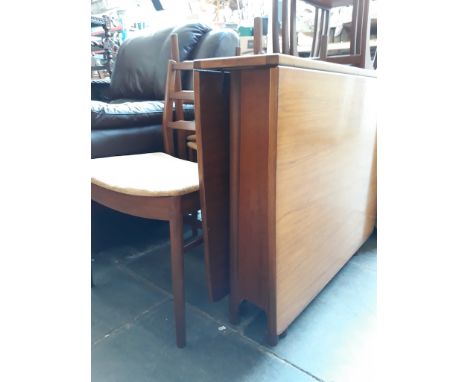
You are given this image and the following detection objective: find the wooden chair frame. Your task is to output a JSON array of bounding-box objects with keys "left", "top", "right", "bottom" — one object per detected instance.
[{"left": 91, "top": 34, "right": 200, "bottom": 348}]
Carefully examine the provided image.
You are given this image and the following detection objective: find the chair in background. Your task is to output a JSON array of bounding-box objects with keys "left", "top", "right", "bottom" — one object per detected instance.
[
  {"left": 91, "top": 46, "right": 202, "bottom": 348},
  {"left": 271, "top": 0, "right": 299, "bottom": 55},
  {"left": 270, "top": 0, "right": 371, "bottom": 68}
]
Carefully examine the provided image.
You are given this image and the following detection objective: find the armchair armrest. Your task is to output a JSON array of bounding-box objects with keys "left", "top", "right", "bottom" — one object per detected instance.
[
  {"left": 91, "top": 100, "right": 165, "bottom": 130},
  {"left": 91, "top": 78, "right": 112, "bottom": 101}
]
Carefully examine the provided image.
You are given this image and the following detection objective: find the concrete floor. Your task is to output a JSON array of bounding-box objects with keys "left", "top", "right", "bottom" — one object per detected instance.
[{"left": 92, "top": 204, "right": 377, "bottom": 382}]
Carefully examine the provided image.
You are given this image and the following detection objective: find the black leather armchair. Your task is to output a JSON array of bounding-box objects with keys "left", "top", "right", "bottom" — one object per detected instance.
[{"left": 91, "top": 23, "right": 239, "bottom": 159}]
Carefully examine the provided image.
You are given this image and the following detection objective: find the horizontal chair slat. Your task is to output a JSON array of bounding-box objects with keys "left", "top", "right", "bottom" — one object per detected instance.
[
  {"left": 171, "top": 91, "right": 195, "bottom": 101},
  {"left": 168, "top": 121, "right": 196, "bottom": 131},
  {"left": 321, "top": 54, "right": 362, "bottom": 65},
  {"left": 173, "top": 61, "right": 194, "bottom": 70}
]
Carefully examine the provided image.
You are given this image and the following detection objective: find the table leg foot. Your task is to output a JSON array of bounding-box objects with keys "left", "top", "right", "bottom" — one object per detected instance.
[
  {"left": 266, "top": 331, "right": 279, "bottom": 346},
  {"left": 266, "top": 312, "right": 278, "bottom": 346}
]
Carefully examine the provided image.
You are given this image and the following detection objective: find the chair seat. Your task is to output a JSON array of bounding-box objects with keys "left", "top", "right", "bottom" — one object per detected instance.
[{"left": 91, "top": 152, "right": 199, "bottom": 197}]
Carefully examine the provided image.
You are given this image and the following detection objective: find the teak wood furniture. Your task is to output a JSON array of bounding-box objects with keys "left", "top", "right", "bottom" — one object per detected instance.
[
  {"left": 91, "top": 52, "right": 201, "bottom": 348},
  {"left": 168, "top": 34, "right": 198, "bottom": 161},
  {"left": 271, "top": 0, "right": 371, "bottom": 68},
  {"left": 194, "top": 54, "right": 377, "bottom": 344},
  {"left": 165, "top": 34, "right": 197, "bottom": 160}
]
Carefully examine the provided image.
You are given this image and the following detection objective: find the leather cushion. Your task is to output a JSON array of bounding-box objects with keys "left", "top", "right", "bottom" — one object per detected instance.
[
  {"left": 91, "top": 100, "right": 164, "bottom": 129},
  {"left": 110, "top": 23, "right": 211, "bottom": 100},
  {"left": 91, "top": 100, "right": 194, "bottom": 130}
]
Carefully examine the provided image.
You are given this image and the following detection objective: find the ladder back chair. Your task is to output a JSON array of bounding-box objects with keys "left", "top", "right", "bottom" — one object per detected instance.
[
  {"left": 91, "top": 38, "right": 202, "bottom": 348},
  {"left": 167, "top": 33, "right": 199, "bottom": 162},
  {"left": 182, "top": 35, "right": 242, "bottom": 161},
  {"left": 169, "top": 34, "right": 198, "bottom": 161},
  {"left": 269, "top": 0, "right": 371, "bottom": 68}
]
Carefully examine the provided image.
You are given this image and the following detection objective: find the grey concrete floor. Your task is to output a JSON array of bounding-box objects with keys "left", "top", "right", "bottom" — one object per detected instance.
[{"left": 92, "top": 204, "right": 377, "bottom": 382}]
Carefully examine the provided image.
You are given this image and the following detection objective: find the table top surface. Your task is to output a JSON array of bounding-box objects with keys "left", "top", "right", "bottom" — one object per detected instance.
[{"left": 194, "top": 54, "right": 376, "bottom": 78}]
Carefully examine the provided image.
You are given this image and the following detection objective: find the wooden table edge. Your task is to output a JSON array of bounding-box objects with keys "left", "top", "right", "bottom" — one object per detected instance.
[{"left": 194, "top": 53, "right": 377, "bottom": 78}]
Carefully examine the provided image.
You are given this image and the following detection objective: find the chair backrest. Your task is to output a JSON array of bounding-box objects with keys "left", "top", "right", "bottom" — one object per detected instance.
[
  {"left": 162, "top": 59, "right": 196, "bottom": 157},
  {"left": 165, "top": 31, "right": 240, "bottom": 159},
  {"left": 162, "top": 34, "right": 196, "bottom": 158}
]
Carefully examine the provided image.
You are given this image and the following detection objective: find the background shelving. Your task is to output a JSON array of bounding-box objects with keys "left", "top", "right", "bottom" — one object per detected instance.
[{"left": 91, "top": 16, "right": 121, "bottom": 79}]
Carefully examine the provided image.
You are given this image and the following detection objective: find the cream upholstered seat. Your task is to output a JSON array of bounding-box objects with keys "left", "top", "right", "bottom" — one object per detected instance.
[
  {"left": 91, "top": 152, "right": 199, "bottom": 197},
  {"left": 91, "top": 152, "right": 199, "bottom": 196}
]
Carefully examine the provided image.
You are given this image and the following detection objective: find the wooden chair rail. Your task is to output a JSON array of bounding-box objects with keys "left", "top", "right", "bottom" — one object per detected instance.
[{"left": 168, "top": 121, "right": 196, "bottom": 132}]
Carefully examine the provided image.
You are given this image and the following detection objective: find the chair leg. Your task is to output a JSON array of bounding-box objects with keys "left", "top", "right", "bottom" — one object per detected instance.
[
  {"left": 190, "top": 212, "right": 199, "bottom": 238},
  {"left": 169, "top": 214, "right": 186, "bottom": 348},
  {"left": 188, "top": 146, "right": 194, "bottom": 162},
  {"left": 229, "top": 296, "right": 241, "bottom": 325},
  {"left": 91, "top": 258, "right": 95, "bottom": 288}
]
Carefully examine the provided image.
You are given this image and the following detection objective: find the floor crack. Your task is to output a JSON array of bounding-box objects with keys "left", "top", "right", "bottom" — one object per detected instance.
[
  {"left": 92, "top": 298, "right": 169, "bottom": 347},
  {"left": 97, "top": 245, "right": 332, "bottom": 382}
]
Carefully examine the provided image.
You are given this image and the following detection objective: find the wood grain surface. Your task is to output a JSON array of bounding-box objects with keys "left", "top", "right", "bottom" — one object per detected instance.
[
  {"left": 235, "top": 69, "right": 274, "bottom": 310},
  {"left": 194, "top": 55, "right": 377, "bottom": 339},
  {"left": 274, "top": 66, "right": 377, "bottom": 333},
  {"left": 194, "top": 71, "right": 231, "bottom": 301}
]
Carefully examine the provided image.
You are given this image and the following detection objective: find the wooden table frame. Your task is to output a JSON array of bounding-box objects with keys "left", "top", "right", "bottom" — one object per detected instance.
[{"left": 195, "top": 54, "right": 376, "bottom": 344}]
